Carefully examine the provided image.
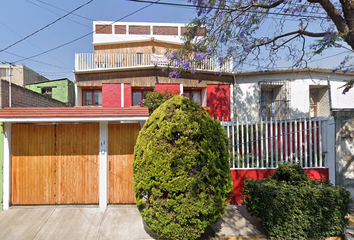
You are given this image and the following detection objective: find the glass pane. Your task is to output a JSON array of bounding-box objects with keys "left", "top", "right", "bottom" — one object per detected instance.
[
  {"left": 192, "top": 91, "right": 201, "bottom": 105},
  {"left": 143, "top": 90, "right": 152, "bottom": 99},
  {"left": 84, "top": 91, "right": 92, "bottom": 106},
  {"left": 184, "top": 91, "right": 190, "bottom": 99},
  {"left": 94, "top": 90, "right": 102, "bottom": 105},
  {"left": 133, "top": 91, "right": 142, "bottom": 105},
  {"left": 137, "top": 53, "right": 143, "bottom": 65}
]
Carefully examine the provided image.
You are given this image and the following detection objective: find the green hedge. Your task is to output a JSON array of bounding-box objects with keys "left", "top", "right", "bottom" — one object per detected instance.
[
  {"left": 243, "top": 164, "right": 350, "bottom": 240},
  {"left": 133, "top": 95, "right": 233, "bottom": 240}
]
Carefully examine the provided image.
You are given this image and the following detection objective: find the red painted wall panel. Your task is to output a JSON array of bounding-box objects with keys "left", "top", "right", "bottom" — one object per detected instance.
[
  {"left": 207, "top": 85, "right": 230, "bottom": 121},
  {"left": 155, "top": 84, "right": 180, "bottom": 95},
  {"left": 102, "top": 84, "right": 121, "bottom": 107},
  {"left": 124, "top": 84, "right": 131, "bottom": 107},
  {"left": 230, "top": 168, "right": 329, "bottom": 205}
]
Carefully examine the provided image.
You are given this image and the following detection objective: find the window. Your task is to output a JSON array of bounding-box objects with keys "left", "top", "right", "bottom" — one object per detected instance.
[
  {"left": 97, "top": 63, "right": 107, "bottom": 68},
  {"left": 137, "top": 53, "right": 143, "bottom": 65},
  {"left": 41, "top": 87, "right": 52, "bottom": 98},
  {"left": 259, "top": 82, "right": 289, "bottom": 120},
  {"left": 184, "top": 90, "right": 202, "bottom": 105},
  {"left": 309, "top": 86, "right": 329, "bottom": 117},
  {"left": 132, "top": 89, "right": 152, "bottom": 106},
  {"left": 260, "top": 90, "right": 274, "bottom": 121},
  {"left": 83, "top": 90, "right": 102, "bottom": 106}
]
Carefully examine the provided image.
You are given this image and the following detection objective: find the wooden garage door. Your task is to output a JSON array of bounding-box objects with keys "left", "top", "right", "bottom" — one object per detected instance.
[
  {"left": 12, "top": 123, "right": 99, "bottom": 205},
  {"left": 12, "top": 124, "right": 56, "bottom": 205},
  {"left": 108, "top": 123, "right": 140, "bottom": 203}
]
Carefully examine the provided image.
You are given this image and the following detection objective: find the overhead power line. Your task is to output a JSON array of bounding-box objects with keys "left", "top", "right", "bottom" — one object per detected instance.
[
  {"left": 13, "top": 0, "right": 160, "bottom": 63},
  {"left": 125, "top": 0, "right": 329, "bottom": 19},
  {"left": 0, "top": 0, "right": 94, "bottom": 53},
  {"left": 24, "top": 0, "right": 92, "bottom": 29}
]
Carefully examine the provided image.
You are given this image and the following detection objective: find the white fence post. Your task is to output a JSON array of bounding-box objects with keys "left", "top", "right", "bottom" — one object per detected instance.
[{"left": 325, "top": 116, "right": 335, "bottom": 185}]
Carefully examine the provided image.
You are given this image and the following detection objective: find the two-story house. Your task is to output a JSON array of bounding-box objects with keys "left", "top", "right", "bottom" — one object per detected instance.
[{"left": 74, "top": 21, "right": 235, "bottom": 121}]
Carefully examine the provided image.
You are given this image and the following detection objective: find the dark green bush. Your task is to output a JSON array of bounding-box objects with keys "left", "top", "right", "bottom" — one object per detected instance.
[
  {"left": 139, "top": 89, "right": 178, "bottom": 115},
  {"left": 133, "top": 95, "right": 233, "bottom": 240},
  {"left": 243, "top": 164, "right": 350, "bottom": 240}
]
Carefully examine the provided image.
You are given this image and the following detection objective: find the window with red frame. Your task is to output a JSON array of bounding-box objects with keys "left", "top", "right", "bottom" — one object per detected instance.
[
  {"left": 132, "top": 89, "right": 152, "bottom": 106},
  {"left": 83, "top": 90, "right": 102, "bottom": 106},
  {"left": 184, "top": 90, "right": 202, "bottom": 105}
]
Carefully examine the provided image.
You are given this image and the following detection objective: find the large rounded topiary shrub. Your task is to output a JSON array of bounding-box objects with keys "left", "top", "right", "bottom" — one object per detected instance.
[{"left": 133, "top": 95, "right": 233, "bottom": 240}]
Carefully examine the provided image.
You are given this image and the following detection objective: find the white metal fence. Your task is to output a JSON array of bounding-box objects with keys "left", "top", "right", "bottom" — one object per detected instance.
[
  {"left": 221, "top": 117, "right": 335, "bottom": 170},
  {"left": 75, "top": 53, "right": 233, "bottom": 72}
]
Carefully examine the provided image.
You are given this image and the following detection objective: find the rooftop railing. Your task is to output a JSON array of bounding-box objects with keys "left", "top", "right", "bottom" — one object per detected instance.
[{"left": 75, "top": 53, "right": 233, "bottom": 73}]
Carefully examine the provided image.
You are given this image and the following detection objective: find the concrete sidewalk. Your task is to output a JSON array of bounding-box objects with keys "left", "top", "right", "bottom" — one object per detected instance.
[{"left": 0, "top": 205, "right": 266, "bottom": 240}]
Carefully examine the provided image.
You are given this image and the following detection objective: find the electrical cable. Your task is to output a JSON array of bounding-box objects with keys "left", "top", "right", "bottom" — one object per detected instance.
[
  {"left": 13, "top": 0, "right": 160, "bottom": 63},
  {"left": 24, "top": 0, "right": 92, "bottom": 29},
  {"left": 0, "top": 19, "right": 73, "bottom": 69},
  {"left": 0, "top": 0, "right": 94, "bottom": 53}
]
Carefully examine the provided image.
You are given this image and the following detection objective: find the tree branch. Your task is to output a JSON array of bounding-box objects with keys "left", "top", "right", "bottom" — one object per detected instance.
[{"left": 309, "top": 0, "right": 349, "bottom": 33}]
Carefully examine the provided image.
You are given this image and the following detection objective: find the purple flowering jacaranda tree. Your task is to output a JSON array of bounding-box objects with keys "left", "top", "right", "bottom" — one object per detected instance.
[{"left": 165, "top": 0, "right": 354, "bottom": 89}]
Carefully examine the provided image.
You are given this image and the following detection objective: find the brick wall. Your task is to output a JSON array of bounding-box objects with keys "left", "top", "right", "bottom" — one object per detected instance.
[
  {"left": 0, "top": 80, "right": 67, "bottom": 108},
  {"left": 124, "top": 84, "right": 131, "bottom": 107},
  {"left": 207, "top": 84, "right": 230, "bottom": 121},
  {"left": 96, "top": 25, "right": 112, "bottom": 34},
  {"left": 129, "top": 26, "right": 150, "bottom": 35},
  {"left": 181, "top": 27, "right": 206, "bottom": 36},
  {"left": 153, "top": 26, "right": 178, "bottom": 35},
  {"left": 94, "top": 42, "right": 179, "bottom": 55},
  {"left": 102, "top": 83, "right": 121, "bottom": 107},
  {"left": 155, "top": 84, "right": 180, "bottom": 95},
  {"left": 115, "top": 25, "right": 126, "bottom": 34}
]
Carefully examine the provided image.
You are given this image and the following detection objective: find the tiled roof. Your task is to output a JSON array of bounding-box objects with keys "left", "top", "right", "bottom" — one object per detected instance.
[{"left": 0, "top": 107, "right": 149, "bottom": 118}]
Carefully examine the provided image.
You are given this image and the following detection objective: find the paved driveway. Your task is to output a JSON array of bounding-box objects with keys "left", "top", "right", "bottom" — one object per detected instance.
[
  {"left": 0, "top": 205, "right": 158, "bottom": 240},
  {"left": 0, "top": 205, "right": 266, "bottom": 240}
]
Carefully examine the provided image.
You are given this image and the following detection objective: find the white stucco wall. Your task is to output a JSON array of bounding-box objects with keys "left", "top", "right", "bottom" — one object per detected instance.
[{"left": 235, "top": 70, "right": 354, "bottom": 121}]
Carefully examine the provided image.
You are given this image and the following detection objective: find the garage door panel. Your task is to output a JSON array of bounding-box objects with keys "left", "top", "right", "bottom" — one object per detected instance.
[
  {"left": 12, "top": 124, "right": 56, "bottom": 205},
  {"left": 56, "top": 124, "right": 99, "bottom": 204},
  {"left": 108, "top": 123, "right": 140, "bottom": 204}
]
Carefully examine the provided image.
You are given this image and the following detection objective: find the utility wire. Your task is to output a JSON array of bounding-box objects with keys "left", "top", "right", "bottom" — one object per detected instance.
[
  {"left": 0, "top": 19, "right": 72, "bottom": 69},
  {"left": 24, "top": 0, "right": 92, "bottom": 29},
  {"left": 124, "top": 0, "right": 329, "bottom": 19},
  {"left": 34, "top": 0, "right": 95, "bottom": 22},
  {"left": 0, "top": 0, "right": 94, "bottom": 53},
  {"left": 13, "top": 0, "right": 160, "bottom": 63},
  {"left": 3, "top": 50, "right": 72, "bottom": 70}
]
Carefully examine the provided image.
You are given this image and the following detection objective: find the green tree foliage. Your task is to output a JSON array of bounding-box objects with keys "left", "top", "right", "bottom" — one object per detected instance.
[
  {"left": 133, "top": 95, "right": 233, "bottom": 240},
  {"left": 243, "top": 163, "right": 350, "bottom": 239},
  {"left": 139, "top": 89, "right": 178, "bottom": 115}
]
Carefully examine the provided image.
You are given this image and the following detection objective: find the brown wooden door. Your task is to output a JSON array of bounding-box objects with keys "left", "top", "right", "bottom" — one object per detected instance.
[
  {"left": 12, "top": 124, "right": 56, "bottom": 205},
  {"left": 108, "top": 123, "right": 140, "bottom": 203},
  {"left": 12, "top": 123, "right": 99, "bottom": 205},
  {"left": 56, "top": 123, "right": 99, "bottom": 204}
]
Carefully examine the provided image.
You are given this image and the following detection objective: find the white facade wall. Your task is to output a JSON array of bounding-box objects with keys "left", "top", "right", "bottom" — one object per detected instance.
[{"left": 235, "top": 71, "right": 354, "bottom": 121}]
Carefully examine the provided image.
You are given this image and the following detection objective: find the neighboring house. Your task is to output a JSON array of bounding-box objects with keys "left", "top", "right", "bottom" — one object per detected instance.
[
  {"left": 25, "top": 78, "right": 75, "bottom": 106},
  {"left": 74, "top": 21, "right": 234, "bottom": 121},
  {"left": 234, "top": 69, "right": 354, "bottom": 121},
  {"left": 0, "top": 64, "right": 49, "bottom": 87},
  {"left": 0, "top": 80, "right": 68, "bottom": 211},
  {"left": 74, "top": 22, "right": 354, "bottom": 122}
]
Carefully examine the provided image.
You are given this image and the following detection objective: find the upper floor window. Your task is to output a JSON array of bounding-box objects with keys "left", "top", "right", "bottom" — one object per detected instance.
[
  {"left": 83, "top": 90, "right": 102, "bottom": 106},
  {"left": 184, "top": 90, "right": 202, "bottom": 105},
  {"left": 41, "top": 87, "right": 53, "bottom": 98},
  {"left": 137, "top": 53, "right": 143, "bottom": 65},
  {"left": 132, "top": 89, "right": 152, "bottom": 106}
]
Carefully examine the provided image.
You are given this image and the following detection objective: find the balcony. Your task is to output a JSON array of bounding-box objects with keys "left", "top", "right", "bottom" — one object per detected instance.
[{"left": 74, "top": 53, "right": 233, "bottom": 73}]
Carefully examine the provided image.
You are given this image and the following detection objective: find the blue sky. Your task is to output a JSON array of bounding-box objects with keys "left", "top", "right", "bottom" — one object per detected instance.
[
  {"left": 0, "top": 0, "right": 196, "bottom": 80},
  {"left": 0, "top": 0, "right": 349, "bottom": 81}
]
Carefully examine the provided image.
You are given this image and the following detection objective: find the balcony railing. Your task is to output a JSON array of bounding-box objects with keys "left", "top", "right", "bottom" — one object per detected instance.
[{"left": 75, "top": 53, "right": 233, "bottom": 73}]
